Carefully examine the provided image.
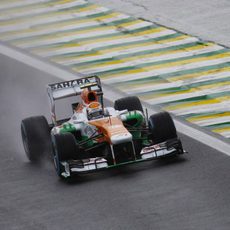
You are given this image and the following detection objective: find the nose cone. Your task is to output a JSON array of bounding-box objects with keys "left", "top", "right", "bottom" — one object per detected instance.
[
  {"left": 89, "top": 117, "right": 133, "bottom": 144},
  {"left": 110, "top": 132, "right": 132, "bottom": 145}
]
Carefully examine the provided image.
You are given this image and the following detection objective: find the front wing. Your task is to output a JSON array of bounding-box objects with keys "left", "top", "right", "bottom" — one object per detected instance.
[{"left": 59, "top": 139, "right": 185, "bottom": 178}]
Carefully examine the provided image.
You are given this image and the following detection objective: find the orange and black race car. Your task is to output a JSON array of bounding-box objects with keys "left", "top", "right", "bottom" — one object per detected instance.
[{"left": 21, "top": 76, "right": 185, "bottom": 179}]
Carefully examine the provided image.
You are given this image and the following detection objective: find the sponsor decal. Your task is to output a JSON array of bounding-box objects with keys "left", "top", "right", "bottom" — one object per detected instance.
[
  {"left": 83, "top": 125, "right": 96, "bottom": 137},
  {"left": 50, "top": 78, "right": 91, "bottom": 90}
]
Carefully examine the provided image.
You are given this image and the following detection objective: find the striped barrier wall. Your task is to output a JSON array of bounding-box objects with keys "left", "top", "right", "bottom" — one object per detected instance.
[{"left": 0, "top": 0, "right": 229, "bottom": 139}]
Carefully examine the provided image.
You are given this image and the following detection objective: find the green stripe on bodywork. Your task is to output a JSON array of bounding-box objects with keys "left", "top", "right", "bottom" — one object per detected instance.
[{"left": 60, "top": 123, "right": 76, "bottom": 133}]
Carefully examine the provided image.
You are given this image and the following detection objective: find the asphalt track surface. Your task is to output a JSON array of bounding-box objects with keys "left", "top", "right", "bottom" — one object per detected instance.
[{"left": 1, "top": 53, "right": 230, "bottom": 230}]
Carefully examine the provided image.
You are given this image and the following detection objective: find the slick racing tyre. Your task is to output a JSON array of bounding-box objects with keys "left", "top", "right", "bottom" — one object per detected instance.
[
  {"left": 21, "top": 116, "right": 51, "bottom": 162},
  {"left": 148, "top": 111, "right": 177, "bottom": 144},
  {"left": 114, "top": 96, "right": 143, "bottom": 112},
  {"left": 52, "top": 133, "right": 78, "bottom": 177}
]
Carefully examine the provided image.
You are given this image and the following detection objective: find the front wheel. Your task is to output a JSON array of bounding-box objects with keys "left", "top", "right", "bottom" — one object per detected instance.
[
  {"left": 148, "top": 111, "right": 177, "bottom": 144},
  {"left": 52, "top": 133, "right": 79, "bottom": 178},
  {"left": 21, "top": 116, "right": 51, "bottom": 162}
]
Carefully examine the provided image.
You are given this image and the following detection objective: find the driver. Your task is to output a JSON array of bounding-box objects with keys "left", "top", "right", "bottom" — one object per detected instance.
[{"left": 80, "top": 88, "right": 103, "bottom": 120}]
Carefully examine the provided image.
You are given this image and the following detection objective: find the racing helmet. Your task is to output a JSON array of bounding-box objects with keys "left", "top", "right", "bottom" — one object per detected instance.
[{"left": 87, "top": 101, "right": 103, "bottom": 120}]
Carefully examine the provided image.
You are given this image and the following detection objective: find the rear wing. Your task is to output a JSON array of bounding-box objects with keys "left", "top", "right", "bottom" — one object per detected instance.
[
  {"left": 47, "top": 75, "right": 103, "bottom": 124},
  {"left": 47, "top": 75, "right": 102, "bottom": 100}
]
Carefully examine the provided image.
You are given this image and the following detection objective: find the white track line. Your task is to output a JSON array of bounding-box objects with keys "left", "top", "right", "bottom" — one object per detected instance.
[
  {"left": 124, "top": 71, "right": 230, "bottom": 94},
  {"left": 0, "top": 0, "right": 87, "bottom": 20},
  {"left": 168, "top": 101, "right": 230, "bottom": 116},
  {"left": 0, "top": 6, "right": 110, "bottom": 33},
  {"left": 35, "top": 29, "right": 176, "bottom": 56},
  {"left": 1, "top": 14, "right": 131, "bottom": 41},
  {"left": 145, "top": 85, "right": 230, "bottom": 105},
  {"left": 79, "top": 45, "right": 223, "bottom": 74},
  {"left": 0, "top": 0, "right": 52, "bottom": 10},
  {"left": 193, "top": 116, "right": 230, "bottom": 126},
  {"left": 15, "top": 21, "right": 151, "bottom": 48},
  {"left": 104, "top": 56, "right": 230, "bottom": 84},
  {"left": 52, "top": 37, "right": 199, "bottom": 63}
]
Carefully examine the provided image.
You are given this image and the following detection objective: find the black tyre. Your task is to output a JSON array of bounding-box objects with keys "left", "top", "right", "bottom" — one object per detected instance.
[
  {"left": 148, "top": 111, "right": 177, "bottom": 144},
  {"left": 114, "top": 96, "right": 143, "bottom": 112},
  {"left": 21, "top": 116, "right": 51, "bottom": 162},
  {"left": 52, "top": 133, "right": 79, "bottom": 177}
]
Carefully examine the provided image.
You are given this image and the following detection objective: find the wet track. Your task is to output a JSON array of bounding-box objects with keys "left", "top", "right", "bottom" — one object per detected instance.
[{"left": 1, "top": 53, "right": 230, "bottom": 230}]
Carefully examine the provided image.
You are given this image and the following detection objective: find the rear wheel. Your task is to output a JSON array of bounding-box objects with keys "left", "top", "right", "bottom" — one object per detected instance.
[
  {"left": 52, "top": 133, "right": 79, "bottom": 177},
  {"left": 21, "top": 116, "right": 51, "bottom": 162},
  {"left": 114, "top": 96, "right": 143, "bottom": 112},
  {"left": 148, "top": 111, "right": 177, "bottom": 144}
]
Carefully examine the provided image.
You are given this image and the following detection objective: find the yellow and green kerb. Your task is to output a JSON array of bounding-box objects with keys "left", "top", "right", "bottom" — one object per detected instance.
[{"left": 0, "top": 0, "right": 229, "bottom": 139}]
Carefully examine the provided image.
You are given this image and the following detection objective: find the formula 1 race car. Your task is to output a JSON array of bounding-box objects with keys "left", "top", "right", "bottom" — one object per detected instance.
[{"left": 21, "top": 76, "right": 184, "bottom": 178}]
